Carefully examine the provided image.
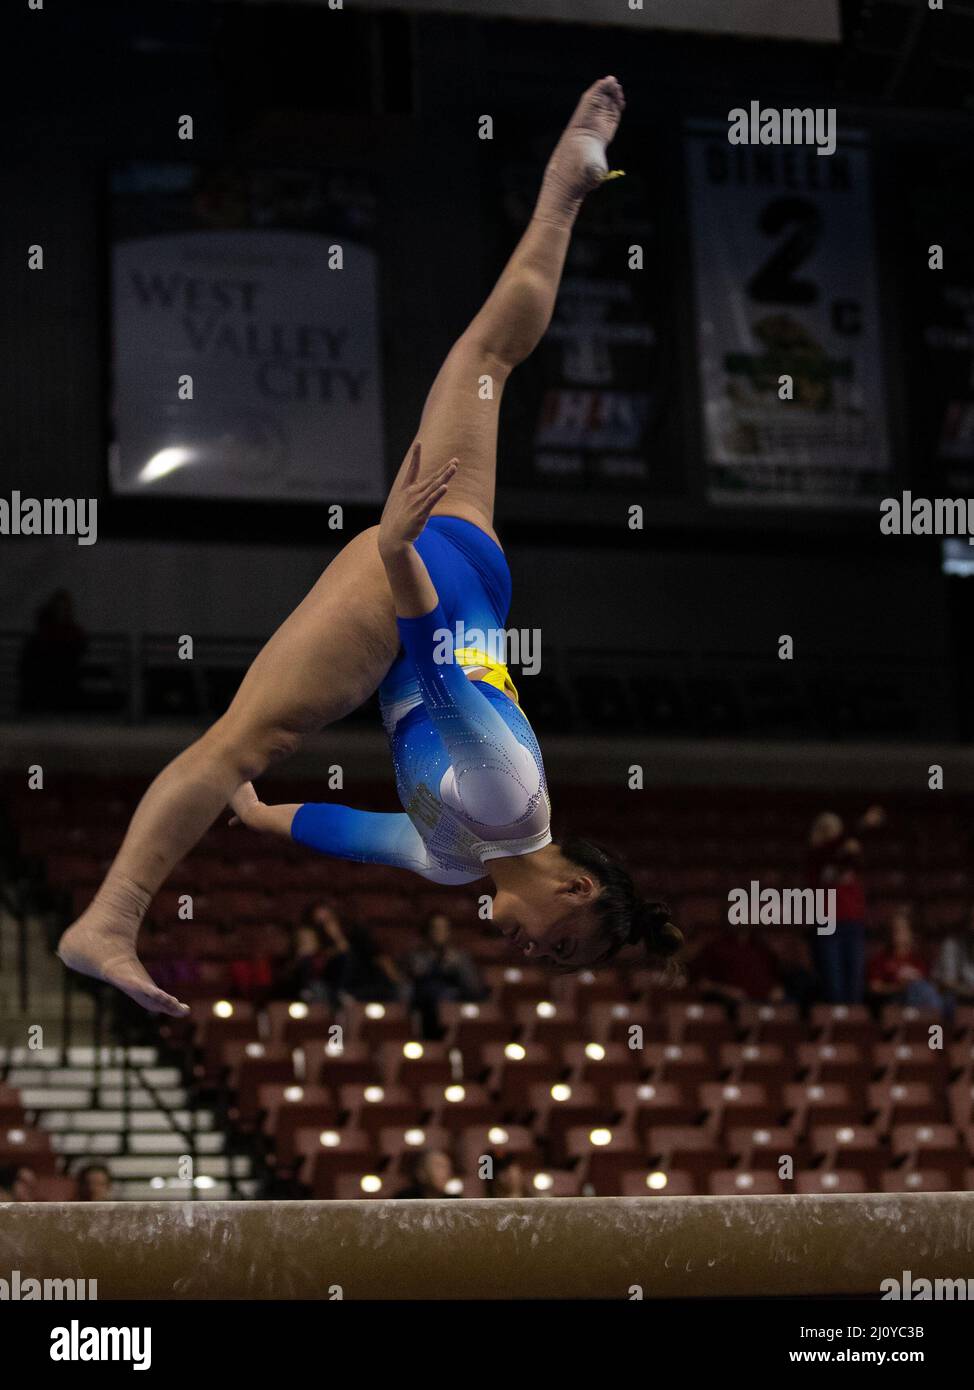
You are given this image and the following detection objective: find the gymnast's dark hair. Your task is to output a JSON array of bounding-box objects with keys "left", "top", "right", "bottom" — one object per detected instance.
[{"left": 557, "top": 834, "right": 683, "bottom": 970}]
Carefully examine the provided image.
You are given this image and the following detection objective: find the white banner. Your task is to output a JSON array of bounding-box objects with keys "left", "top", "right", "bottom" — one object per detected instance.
[
  {"left": 686, "top": 122, "right": 890, "bottom": 508},
  {"left": 110, "top": 228, "right": 384, "bottom": 503}
]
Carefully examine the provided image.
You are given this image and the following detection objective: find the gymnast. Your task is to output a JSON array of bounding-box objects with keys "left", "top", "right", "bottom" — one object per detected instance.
[{"left": 58, "top": 77, "right": 681, "bottom": 1017}]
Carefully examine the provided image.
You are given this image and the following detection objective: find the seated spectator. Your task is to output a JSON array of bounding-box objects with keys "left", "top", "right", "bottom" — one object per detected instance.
[
  {"left": 484, "top": 1154, "right": 529, "bottom": 1198},
  {"left": 933, "top": 906, "right": 974, "bottom": 1002},
  {"left": 228, "top": 953, "right": 274, "bottom": 1003},
  {"left": 18, "top": 588, "right": 88, "bottom": 714},
  {"left": 0, "top": 1165, "right": 38, "bottom": 1201},
  {"left": 274, "top": 902, "right": 402, "bottom": 1007},
  {"left": 766, "top": 932, "right": 818, "bottom": 1010},
  {"left": 401, "top": 912, "right": 484, "bottom": 1038},
  {"left": 807, "top": 804, "right": 885, "bottom": 1004},
  {"left": 691, "top": 925, "right": 785, "bottom": 1007},
  {"left": 868, "top": 911, "right": 945, "bottom": 1014},
  {"left": 393, "top": 1148, "right": 458, "bottom": 1199},
  {"left": 76, "top": 1162, "right": 114, "bottom": 1201}
]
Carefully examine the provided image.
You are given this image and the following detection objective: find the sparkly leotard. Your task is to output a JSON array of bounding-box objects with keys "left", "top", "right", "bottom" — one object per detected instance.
[{"left": 290, "top": 517, "right": 551, "bottom": 885}]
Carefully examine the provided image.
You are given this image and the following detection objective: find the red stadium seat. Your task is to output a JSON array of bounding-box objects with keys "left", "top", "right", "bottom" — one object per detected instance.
[
  {"left": 613, "top": 1081, "right": 699, "bottom": 1133},
  {"left": 377, "top": 1124, "right": 453, "bottom": 1161},
  {"left": 880, "top": 1168, "right": 954, "bottom": 1193},
  {"left": 809, "top": 1005, "right": 877, "bottom": 1045},
  {"left": 561, "top": 1041, "right": 643, "bottom": 1086},
  {"left": 795, "top": 1170, "right": 868, "bottom": 1194},
  {"left": 784, "top": 1082, "right": 861, "bottom": 1130},
  {"left": 339, "top": 1083, "right": 428, "bottom": 1137},
  {"left": 699, "top": 1081, "right": 778, "bottom": 1130},
  {"left": 457, "top": 1124, "right": 537, "bottom": 1176},
  {"left": 619, "top": 1169, "right": 698, "bottom": 1197},
  {"left": 564, "top": 1124, "right": 642, "bottom": 1195},
  {"left": 708, "top": 1169, "right": 786, "bottom": 1196},
  {"left": 726, "top": 1124, "right": 806, "bottom": 1169},
  {"left": 292, "top": 1127, "right": 374, "bottom": 1199},
  {"left": 419, "top": 1082, "right": 497, "bottom": 1133},
  {"left": 867, "top": 1081, "right": 943, "bottom": 1130}
]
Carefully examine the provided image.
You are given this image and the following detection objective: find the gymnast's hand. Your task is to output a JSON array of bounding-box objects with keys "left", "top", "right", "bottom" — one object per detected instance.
[
  {"left": 378, "top": 442, "right": 457, "bottom": 558},
  {"left": 229, "top": 782, "right": 303, "bottom": 838},
  {"left": 229, "top": 782, "right": 263, "bottom": 828}
]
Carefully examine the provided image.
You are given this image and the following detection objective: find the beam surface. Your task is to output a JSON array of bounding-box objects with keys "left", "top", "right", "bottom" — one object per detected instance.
[{"left": 3, "top": 1193, "right": 974, "bottom": 1299}]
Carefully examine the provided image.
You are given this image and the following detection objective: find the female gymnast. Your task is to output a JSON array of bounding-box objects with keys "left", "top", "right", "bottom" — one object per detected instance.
[{"left": 58, "top": 76, "right": 681, "bottom": 1018}]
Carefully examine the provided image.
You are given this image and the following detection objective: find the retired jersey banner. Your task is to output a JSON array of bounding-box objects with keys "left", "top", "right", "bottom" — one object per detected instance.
[
  {"left": 492, "top": 134, "right": 663, "bottom": 492},
  {"left": 685, "top": 121, "right": 890, "bottom": 508},
  {"left": 109, "top": 163, "right": 384, "bottom": 504},
  {"left": 900, "top": 144, "right": 974, "bottom": 497}
]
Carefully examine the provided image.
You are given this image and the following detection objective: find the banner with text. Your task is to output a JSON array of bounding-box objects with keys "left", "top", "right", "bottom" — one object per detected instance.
[
  {"left": 110, "top": 164, "right": 384, "bottom": 504},
  {"left": 686, "top": 122, "right": 890, "bottom": 508},
  {"left": 492, "top": 135, "right": 663, "bottom": 493}
]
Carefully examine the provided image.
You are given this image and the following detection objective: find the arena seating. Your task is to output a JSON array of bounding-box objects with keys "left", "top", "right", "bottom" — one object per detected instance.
[{"left": 2, "top": 773, "right": 974, "bottom": 1199}]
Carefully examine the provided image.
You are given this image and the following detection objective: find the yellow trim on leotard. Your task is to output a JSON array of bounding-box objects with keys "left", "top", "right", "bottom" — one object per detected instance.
[{"left": 455, "top": 647, "right": 521, "bottom": 708}]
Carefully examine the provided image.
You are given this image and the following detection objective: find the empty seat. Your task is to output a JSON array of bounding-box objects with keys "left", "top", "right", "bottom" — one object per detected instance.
[
  {"left": 564, "top": 1124, "right": 643, "bottom": 1195},
  {"left": 795, "top": 1170, "right": 868, "bottom": 1195},
  {"left": 698, "top": 1081, "right": 778, "bottom": 1130},
  {"left": 293, "top": 1127, "right": 374, "bottom": 1200},
  {"left": 619, "top": 1168, "right": 698, "bottom": 1197},
  {"left": 708, "top": 1169, "right": 786, "bottom": 1196},
  {"left": 339, "top": 1083, "right": 427, "bottom": 1137}
]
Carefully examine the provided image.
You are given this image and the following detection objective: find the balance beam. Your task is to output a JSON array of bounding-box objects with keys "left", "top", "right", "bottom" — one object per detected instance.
[{"left": 3, "top": 1193, "right": 974, "bottom": 1299}]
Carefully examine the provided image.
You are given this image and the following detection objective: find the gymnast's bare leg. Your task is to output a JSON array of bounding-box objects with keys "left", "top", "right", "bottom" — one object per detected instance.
[{"left": 58, "top": 75, "right": 626, "bottom": 1015}]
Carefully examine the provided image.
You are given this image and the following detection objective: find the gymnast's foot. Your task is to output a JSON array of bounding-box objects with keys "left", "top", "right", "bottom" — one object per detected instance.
[
  {"left": 535, "top": 75, "right": 626, "bottom": 225},
  {"left": 58, "top": 879, "right": 189, "bottom": 1018}
]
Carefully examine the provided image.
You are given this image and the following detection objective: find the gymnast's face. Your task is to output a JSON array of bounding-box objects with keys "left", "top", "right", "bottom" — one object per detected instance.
[{"left": 491, "top": 883, "right": 602, "bottom": 968}]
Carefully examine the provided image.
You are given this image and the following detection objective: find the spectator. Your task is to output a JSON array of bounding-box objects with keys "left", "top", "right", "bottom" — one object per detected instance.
[
  {"left": 401, "top": 912, "right": 484, "bottom": 1038},
  {"left": 484, "top": 1154, "right": 529, "bottom": 1197},
  {"left": 76, "top": 1162, "right": 114, "bottom": 1201},
  {"left": 807, "top": 804, "right": 885, "bottom": 1004},
  {"left": 868, "top": 910, "right": 945, "bottom": 1013},
  {"left": 691, "top": 925, "right": 785, "bottom": 1007},
  {"left": 766, "top": 932, "right": 818, "bottom": 1010},
  {"left": 274, "top": 911, "right": 346, "bottom": 1006},
  {"left": 18, "top": 588, "right": 88, "bottom": 714},
  {"left": 0, "top": 1164, "right": 38, "bottom": 1201},
  {"left": 933, "top": 906, "right": 974, "bottom": 1003},
  {"left": 274, "top": 902, "right": 402, "bottom": 1006},
  {"left": 393, "top": 1148, "right": 458, "bottom": 1199}
]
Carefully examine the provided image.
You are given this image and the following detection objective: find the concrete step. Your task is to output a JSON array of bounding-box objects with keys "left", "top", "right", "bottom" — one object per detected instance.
[
  {"left": 0, "top": 1046, "right": 159, "bottom": 1066},
  {"left": 105, "top": 1155, "right": 251, "bottom": 1179},
  {"left": 128, "top": 1132, "right": 226, "bottom": 1155},
  {"left": 39, "top": 1109, "right": 215, "bottom": 1133},
  {"left": 51, "top": 1130, "right": 227, "bottom": 1157},
  {"left": 97, "top": 1088, "right": 187, "bottom": 1109},
  {"left": 7, "top": 1066, "right": 180, "bottom": 1088},
  {"left": 52, "top": 1133, "right": 123, "bottom": 1155}
]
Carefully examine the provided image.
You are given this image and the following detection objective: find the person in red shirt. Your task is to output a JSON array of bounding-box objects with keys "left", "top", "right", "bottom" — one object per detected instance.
[
  {"left": 691, "top": 926, "right": 785, "bottom": 1006},
  {"left": 868, "top": 910, "right": 945, "bottom": 1013},
  {"left": 807, "top": 804, "right": 884, "bottom": 1004}
]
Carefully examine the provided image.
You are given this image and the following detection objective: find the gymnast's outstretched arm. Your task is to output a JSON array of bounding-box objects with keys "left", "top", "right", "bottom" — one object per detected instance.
[{"left": 228, "top": 782, "right": 477, "bottom": 884}]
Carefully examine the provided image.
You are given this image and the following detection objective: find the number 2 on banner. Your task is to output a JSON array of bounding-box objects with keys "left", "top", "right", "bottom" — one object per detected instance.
[{"left": 747, "top": 196, "right": 821, "bottom": 305}]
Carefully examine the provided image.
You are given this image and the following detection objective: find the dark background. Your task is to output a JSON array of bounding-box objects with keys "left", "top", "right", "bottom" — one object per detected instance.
[{"left": 4, "top": 0, "right": 974, "bottom": 740}]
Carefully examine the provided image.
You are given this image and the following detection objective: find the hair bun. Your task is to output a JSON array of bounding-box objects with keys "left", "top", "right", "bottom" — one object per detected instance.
[{"left": 630, "top": 900, "right": 682, "bottom": 959}]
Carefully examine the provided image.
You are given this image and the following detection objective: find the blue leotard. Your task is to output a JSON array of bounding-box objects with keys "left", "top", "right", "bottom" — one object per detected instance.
[{"left": 290, "top": 517, "right": 551, "bottom": 885}]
